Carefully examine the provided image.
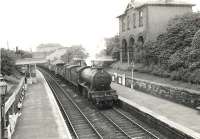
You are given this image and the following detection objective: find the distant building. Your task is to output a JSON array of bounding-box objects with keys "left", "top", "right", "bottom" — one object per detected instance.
[
  {"left": 117, "top": 0, "right": 194, "bottom": 63},
  {"left": 36, "top": 43, "right": 63, "bottom": 53}
]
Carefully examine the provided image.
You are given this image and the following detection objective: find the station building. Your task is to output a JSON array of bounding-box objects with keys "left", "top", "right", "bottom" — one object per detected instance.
[{"left": 118, "top": 0, "right": 194, "bottom": 63}]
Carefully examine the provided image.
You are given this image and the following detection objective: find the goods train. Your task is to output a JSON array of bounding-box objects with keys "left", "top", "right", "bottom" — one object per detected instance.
[{"left": 41, "top": 60, "right": 118, "bottom": 108}]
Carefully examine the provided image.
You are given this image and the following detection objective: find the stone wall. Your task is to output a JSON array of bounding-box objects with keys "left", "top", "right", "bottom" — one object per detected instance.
[{"left": 112, "top": 73, "right": 200, "bottom": 108}]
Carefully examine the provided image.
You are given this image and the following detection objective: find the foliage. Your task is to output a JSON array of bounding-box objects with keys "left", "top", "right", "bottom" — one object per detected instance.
[
  {"left": 1, "top": 49, "right": 17, "bottom": 75},
  {"left": 105, "top": 35, "right": 120, "bottom": 56},
  {"left": 96, "top": 49, "right": 107, "bottom": 58},
  {"left": 16, "top": 49, "right": 32, "bottom": 58},
  {"left": 1, "top": 48, "right": 32, "bottom": 76},
  {"left": 192, "top": 29, "right": 200, "bottom": 49},
  {"left": 130, "top": 12, "right": 200, "bottom": 84},
  {"left": 61, "top": 45, "right": 89, "bottom": 63}
]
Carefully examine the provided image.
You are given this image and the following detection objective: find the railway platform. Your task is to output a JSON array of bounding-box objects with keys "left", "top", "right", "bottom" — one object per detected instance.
[
  {"left": 112, "top": 83, "right": 200, "bottom": 137},
  {"left": 12, "top": 70, "right": 72, "bottom": 139}
]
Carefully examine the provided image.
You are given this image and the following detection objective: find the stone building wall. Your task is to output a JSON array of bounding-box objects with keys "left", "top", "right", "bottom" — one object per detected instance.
[{"left": 117, "top": 1, "right": 194, "bottom": 63}]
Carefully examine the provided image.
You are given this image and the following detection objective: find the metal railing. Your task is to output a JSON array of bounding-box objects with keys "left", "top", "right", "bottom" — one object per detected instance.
[{"left": 1, "top": 77, "right": 26, "bottom": 139}]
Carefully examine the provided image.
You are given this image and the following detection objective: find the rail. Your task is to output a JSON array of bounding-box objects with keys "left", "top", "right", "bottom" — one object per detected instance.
[
  {"left": 113, "top": 108, "right": 160, "bottom": 138},
  {"left": 40, "top": 67, "right": 166, "bottom": 138},
  {"left": 40, "top": 69, "right": 103, "bottom": 139},
  {"left": 100, "top": 108, "right": 160, "bottom": 139}
]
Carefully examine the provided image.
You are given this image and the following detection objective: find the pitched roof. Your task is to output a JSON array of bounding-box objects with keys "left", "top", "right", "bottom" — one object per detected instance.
[
  {"left": 117, "top": 0, "right": 195, "bottom": 18},
  {"left": 130, "top": 0, "right": 194, "bottom": 8}
]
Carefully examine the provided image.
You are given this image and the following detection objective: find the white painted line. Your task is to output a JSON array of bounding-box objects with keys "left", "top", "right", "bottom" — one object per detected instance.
[{"left": 37, "top": 70, "right": 72, "bottom": 139}]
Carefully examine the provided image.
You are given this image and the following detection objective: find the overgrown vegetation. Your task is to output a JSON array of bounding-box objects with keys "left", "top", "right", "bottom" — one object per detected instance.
[
  {"left": 131, "top": 12, "right": 200, "bottom": 84},
  {"left": 1, "top": 48, "right": 32, "bottom": 76},
  {"left": 1, "top": 49, "right": 17, "bottom": 75}
]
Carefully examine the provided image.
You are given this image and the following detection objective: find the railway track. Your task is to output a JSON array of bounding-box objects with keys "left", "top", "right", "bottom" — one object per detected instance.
[
  {"left": 41, "top": 70, "right": 103, "bottom": 139},
  {"left": 100, "top": 108, "right": 160, "bottom": 138},
  {"left": 39, "top": 68, "right": 168, "bottom": 139}
]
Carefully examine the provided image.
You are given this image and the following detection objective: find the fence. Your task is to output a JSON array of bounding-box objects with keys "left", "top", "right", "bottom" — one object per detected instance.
[
  {"left": 111, "top": 72, "right": 200, "bottom": 108},
  {"left": 1, "top": 77, "right": 26, "bottom": 139}
]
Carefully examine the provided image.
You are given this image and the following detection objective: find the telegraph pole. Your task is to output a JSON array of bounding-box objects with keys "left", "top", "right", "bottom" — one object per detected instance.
[
  {"left": 0, "top": 47, "right": 1, "bottom": 74},
  {"left": 6, "top": 41, "right": 9, "bottom": 50},
  {"left": 0, "top": 47, "right": 1, "bottom": 138}
]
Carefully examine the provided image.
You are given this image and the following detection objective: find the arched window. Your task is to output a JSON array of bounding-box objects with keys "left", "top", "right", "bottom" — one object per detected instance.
[
  {"left": 129, "top": 37, "right": 135, "bottom": 47},
  {"left": 129, "top": 37, "right": 135, "bottom": 62},
  {"left": 138, "top": 36, "right": 144, "bottom": 46},
  {"left": 122, "top": 39, "right": 128, "bottom": 62}
]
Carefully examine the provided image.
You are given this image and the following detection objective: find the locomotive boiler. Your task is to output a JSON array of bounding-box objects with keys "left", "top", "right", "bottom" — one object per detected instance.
[{"left": 78, "top": 66, "right": 118, "bottom": 108}]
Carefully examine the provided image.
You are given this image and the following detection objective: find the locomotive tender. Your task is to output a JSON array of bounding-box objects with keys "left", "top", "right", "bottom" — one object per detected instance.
[{"left": 43, "top": 61, "right": 118, "bottom": 108}]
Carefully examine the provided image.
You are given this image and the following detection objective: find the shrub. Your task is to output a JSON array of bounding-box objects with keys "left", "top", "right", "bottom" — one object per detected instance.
[
  {"left": 182, "top": 71, "right": 192, "bottom": 82},
  {"left": 170, "top": 70, "right": 182, "bottom": 81},
  {"left": 189, "top": 69, "right": 200, "bottom": 84}
]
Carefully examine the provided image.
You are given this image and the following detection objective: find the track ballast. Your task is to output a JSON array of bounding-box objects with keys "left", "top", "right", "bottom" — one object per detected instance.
[{"left": 39, "top": 68, "right": 168, "bottom": 139}]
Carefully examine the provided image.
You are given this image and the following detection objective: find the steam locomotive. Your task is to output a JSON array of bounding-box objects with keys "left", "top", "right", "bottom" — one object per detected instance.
[{"left": 42, "top": 60, "right": 118, "bottom": 108}]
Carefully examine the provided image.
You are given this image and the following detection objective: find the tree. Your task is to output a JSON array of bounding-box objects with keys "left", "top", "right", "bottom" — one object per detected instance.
[
  {"left": 105, "top": 35, "right": 120, "bottom": 56},
  {"left": 61, "top": 45, "right": 88, "bottom": 63},
  {"left": 129, "top": 12, "right": 200, "bottom": 83},
  {"left": 1, "top": 49, "right": 17, "bottom": 75},
  {"left": 16, "top": 50, "right": 32, "bottom": 58},
  {"left": 157, "top": 12, "right": 200, "bottom": 68},
  {"left": 134, "top": 12, "right": 200, "bottom": 69}
]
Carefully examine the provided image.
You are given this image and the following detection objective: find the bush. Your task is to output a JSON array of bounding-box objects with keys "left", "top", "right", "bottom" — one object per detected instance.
[
  {"left": 170, "top": 70, "right": 182, "bottom": 81},
  {"left": 189, "top": 69, "right": 200, "bottom": 84},
  {"left": 182, "top": 71, "right": 192, "bottom": 82},
  {"left": 1, "top": 49, "right": 16, "bottom": 75},
  {"left": 128, "top": 12, "right": 200, "bottom": 84}
]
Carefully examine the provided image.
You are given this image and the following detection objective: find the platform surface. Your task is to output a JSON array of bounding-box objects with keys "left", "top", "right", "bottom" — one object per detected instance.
[
  {"left": 12, "top": 70, "right": 71, "bottom": 139},
  {"left": 112, "top": 83, "right": 200, "bottom": 134}
]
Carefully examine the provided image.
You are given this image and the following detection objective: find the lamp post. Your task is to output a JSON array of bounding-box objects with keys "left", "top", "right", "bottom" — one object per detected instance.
[
  {"left": 0, "top": 74, "right": 7, "bottom": 139},
  {"left": 131, "top": 62, "right": 135, "bottom": 89}
]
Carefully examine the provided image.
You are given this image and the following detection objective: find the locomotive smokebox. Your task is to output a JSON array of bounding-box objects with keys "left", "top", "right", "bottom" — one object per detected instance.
[{"left": 80, "top": 67, "right": 112, "bottom": 91}]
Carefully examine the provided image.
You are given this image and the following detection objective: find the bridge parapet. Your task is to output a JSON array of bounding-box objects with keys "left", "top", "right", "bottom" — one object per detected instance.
[{"left": 15, "top": 58, "right": 47, "bottom": 84}]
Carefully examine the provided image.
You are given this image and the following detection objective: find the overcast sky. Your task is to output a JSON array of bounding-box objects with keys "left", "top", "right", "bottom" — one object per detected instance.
[{"left": 0, "top": 0, "right": 199, "bottom": 55}]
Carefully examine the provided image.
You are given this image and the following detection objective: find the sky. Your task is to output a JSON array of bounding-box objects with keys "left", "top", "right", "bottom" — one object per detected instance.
[{"left": 0, "top": 0, "right": 200, "bottom": 55}]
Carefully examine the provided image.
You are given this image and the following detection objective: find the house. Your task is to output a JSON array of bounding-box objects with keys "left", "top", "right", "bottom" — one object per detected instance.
[{"left": 118, "top": 0, "right": 194, "bottom": 63}]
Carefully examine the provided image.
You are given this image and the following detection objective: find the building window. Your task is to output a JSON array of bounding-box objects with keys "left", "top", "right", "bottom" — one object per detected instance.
[
  {"left": 122, "top": 18, "right": 125, "bottom": 32},
  {"left": 139, "top": 10, "right": 143, "bottom": 27},
  {"left": 133, "top": 13, "right": 136, "bottom": 28},
  {"left": 127, "top": 16, "right": 130, "bottom": 30}
]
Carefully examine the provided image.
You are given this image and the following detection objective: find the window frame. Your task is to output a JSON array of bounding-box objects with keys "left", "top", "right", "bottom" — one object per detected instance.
[
  {"left": 133, "top": 13, "right": 136, "bottom": 28},
  {"left": 139, "top": 10, "right": 143, "bottom": 27},
  {"left": 122, "top": 17, "right": 126, "bottom": 32},
  {"left": 127, "top": 15, "right": 130, "bottom": 30}
]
